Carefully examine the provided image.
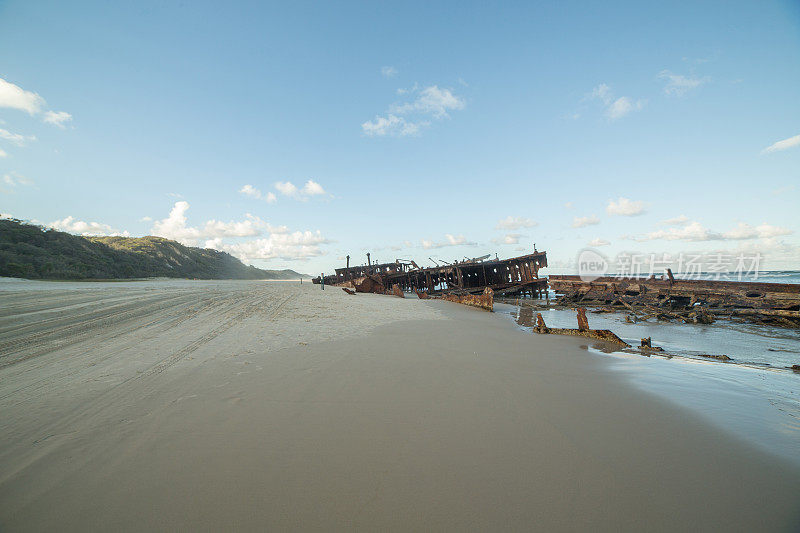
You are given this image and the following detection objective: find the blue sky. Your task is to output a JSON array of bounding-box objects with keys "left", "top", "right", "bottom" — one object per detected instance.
[{"left": 1, "top": 0, "right": 799, "bottom": 275}]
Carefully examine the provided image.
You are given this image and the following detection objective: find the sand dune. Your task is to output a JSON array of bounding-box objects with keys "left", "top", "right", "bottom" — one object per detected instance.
[{"left": 1, "top": 280, "right": 798, "bottom": 531}]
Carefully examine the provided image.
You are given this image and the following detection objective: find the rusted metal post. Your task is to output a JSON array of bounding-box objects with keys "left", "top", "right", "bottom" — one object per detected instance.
[
  {"left": 535, "top": 313, "right": 549, "bottom": 333},
  {"left": 367, "top": 253, "right": 371, "bottom": 267},
  {"left": 577, "top": 307, "right": 589, "bottom": 331}
]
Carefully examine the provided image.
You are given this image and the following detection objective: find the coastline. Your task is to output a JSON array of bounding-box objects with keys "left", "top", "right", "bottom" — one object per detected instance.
[{"left": 1, "top": 281, "right": 799, "bottom": 530}]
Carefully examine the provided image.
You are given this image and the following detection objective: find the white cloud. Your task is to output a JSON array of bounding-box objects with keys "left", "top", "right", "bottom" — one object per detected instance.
[
  {"left": 301, "top": 179, "right": 326, "bottom": 196},
  {"left": 0, "top": 128, "right": 36, "bottom": 146},
  {"left": 591, "top": 84, "right": 612, "bottom": 105},
  {"left": 761, "top": 134, "right": 800, "bottom": 154},
  {"left": 151, "top": 201, "right": 283, "bottom": 245},
  {"left": 495, "top": 216, "right": 537, "bottom": 230},
  {"left": 362, "top": 114, "right": 427, "bottom": 137},
  {"left": 606, "top": 197, "right": 645, "bottom": 216},
  {"left": 772, "top": 185, "right": 795, "bottom": 195},
  {"left": 0, "top": 77, "right": 45, "bottom": 114},
  {"left": 49, "top": 216, "right": 130, "bottom": 237},
  {"left": 149, "top": 201, "right": 327, "bottom": 261},
  {"left": 421, "top": 234, "right": 476, "bottom": 249},
  {"left": 661, "top": 215, "right": 690, "bottom": 226},
  {"left": 139, "top": 216, "right": 152, "bottom": 222},
  {"left": 0, "top": 148, "right": 6, "bottom": 158},
  {"left": 572, "top": 215, "right": 600, "bottom": 228},
  {"left": 632, "top": 221, "right": 717, "bottom": 242},
  {"left": 206, "top": 231, "right": 330, "bottom": 262},
  {"left": 589, "top": 84, "right": 644, "bottom": 120},
  {"left": 381, "top": 66, "right": 398, "bottom": 78},
  {"left": 151, "top": 202, "right": 202, "bottom": 243},
  {"left": 391, "top": 85, "right": 465, "bottom": 118},
  {"left": 364, "top": 84, "right": 465, "bottom": 137},
  {"left": 588, "top": 238, "right": 610, "bottom": 246},
  {"left": 275, "top": 181, "right": 298, "bottom": 196},
  {"left": 273, "top": 179, "right": 327, "bottom": 200},
  {"left": 445, "top": 234, "right": 473, "bottom": 246},
  {"left": 43, "top": 110, "right": 72, "bottom": 128},
  {"left": 202, "top": 216, "right": 274, "bottom": 238},
  {"left": 239, "top": 184, "right": 278, "bottom": 203},
  {"left": 239, "top": 184, "right": 261, "bottom": 198},
  {"left": 722, "top": 222, "right": 792, "bottom": 240},
  {"left": 564, "top": 202, "right": 574, "bottom": 209},
  {"left": 631, "top": 220, "right": 792, "bottom": 242},
  {"left": 2, "top": 172, "right": 33, "bottom": 187},
  {"left": 0, "top": 77, "right": 72, "bottom": 127},
  {"left": 606, "top": 96, "right": 645, "bottom": 119},
  {"left": 658, "top": 70, "right": 709, "bottom": 96},
  {"left": 396, "top": 82, "right": 418, "bottom": 96},
  {"left": 492, "top": 233, "right": 524, "bottom": 245}
]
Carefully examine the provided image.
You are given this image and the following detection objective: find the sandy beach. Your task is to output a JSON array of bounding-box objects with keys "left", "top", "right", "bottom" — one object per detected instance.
[{"left": 1, "top": 280, "right": 799, "bottom": 531}]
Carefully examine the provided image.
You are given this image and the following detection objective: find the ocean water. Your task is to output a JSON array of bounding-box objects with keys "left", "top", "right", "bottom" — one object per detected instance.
[
  {"left": 742, "top": 270, "right": 800, "bottom": 284},
  {"left": 658, "top": 270, "right": 800, "bottom": 284}
]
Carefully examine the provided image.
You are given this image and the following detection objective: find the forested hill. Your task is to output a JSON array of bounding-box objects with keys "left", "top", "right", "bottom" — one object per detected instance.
[{"left": 0, "top": 218, "right": 305, "bottom": 280}]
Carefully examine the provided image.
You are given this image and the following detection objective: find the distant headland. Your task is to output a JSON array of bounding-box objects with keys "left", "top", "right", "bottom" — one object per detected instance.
[{"left": 0, "top": 218, "right": 305, "bottom": 281}]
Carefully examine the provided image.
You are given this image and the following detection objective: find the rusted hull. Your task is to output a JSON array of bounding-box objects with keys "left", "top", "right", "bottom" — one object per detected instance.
[
  {"left": 389, "top": 251, "right": 547, "bottom": 296},
  {"left": 440, "top": 287, "right": 493, "bottom": 312},
  {"left": 389, "top": 283, "right": 404, "bottom": 298},
  {"left": 342, "top": 275, "right": 385, "bottom": 294},
  {"left": 316, "top": 250, "right": 548, "bottom": 303}
]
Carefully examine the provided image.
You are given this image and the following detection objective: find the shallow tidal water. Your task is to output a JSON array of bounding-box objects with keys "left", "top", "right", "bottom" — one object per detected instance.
[{"left": 501, "top": 302, "right": 800, "bottom": 465}]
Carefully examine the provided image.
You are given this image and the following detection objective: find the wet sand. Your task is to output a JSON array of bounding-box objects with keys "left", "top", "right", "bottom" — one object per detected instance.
[{"left": 1, "top": 281, "right": 799, "bottom": 531}]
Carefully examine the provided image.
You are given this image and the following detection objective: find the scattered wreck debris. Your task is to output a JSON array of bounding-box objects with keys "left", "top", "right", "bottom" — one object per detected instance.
[
  {"left": 342, "top": 287, "right": 356, "bottom": 295},
  {"left": 533, "top": 309, "right": 629, "bottom": 346},
  {"left": 549, "top": 274, "right": 800, "bottom": 328},
  {"left": 697, "top": 353, "right": 732, "bottom": 362},
  {"left": 639, "top": 337, "right": 663, "bottom": 352},
  {"left": 439, "top": 287, "right": 494, "bottom": 312},
  {"left": 576, "top": 307, "right": 589, "bottom": 331}
]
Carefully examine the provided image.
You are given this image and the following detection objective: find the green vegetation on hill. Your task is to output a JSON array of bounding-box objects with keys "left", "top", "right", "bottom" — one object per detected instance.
[{"left": 0, "top": 218, "right": 305, "bottom": 280}]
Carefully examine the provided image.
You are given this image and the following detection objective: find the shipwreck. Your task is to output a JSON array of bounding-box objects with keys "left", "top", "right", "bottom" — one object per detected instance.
[
  {"left": 313, "top": 249, "right": 548, "bottom": 300},
  {"left": 313, "top": 249, "right": 799, "bottom": 329}
]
